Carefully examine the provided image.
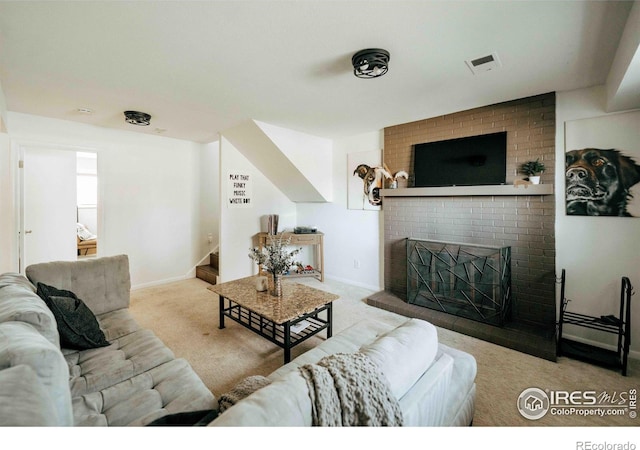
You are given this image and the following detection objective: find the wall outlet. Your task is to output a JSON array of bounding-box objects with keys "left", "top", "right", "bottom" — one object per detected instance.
[{"left": 354, "top": 259, "right": 360, "bottom": 269}]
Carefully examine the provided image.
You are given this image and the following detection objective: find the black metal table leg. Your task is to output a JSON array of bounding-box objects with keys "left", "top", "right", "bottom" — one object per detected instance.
[
  {"left": 219, "top": 296, "right": 225, "bottom": 329},
  {"left": 327, "top": 301, "right": 333, "bottom": 338},
  {"left": 284, "top": 321, "right": 291, "bottom": 363}
]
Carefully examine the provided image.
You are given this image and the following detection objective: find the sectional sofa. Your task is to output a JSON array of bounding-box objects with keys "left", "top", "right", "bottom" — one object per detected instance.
[
  {"left": 210, "top": 317, "right": 477, "bottom": 426},
  {"left": 0, "top": 255, "right": 215, "bottom": 426},
  {"left": 0, "top": 254, "right": 477, "bottom": 427}
]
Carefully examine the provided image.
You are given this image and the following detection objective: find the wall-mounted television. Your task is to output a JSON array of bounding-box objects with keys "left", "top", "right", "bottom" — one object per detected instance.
[{"left": 413, "top": 132, "right": 507, "bottom": 187}]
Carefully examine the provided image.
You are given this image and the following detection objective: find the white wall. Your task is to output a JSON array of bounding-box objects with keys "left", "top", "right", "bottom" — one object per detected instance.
[
  {"left": 296, "top": 131, "right": 384, "bottom": 291},
  {"left": 556, "top": 86, "right": 640, "bottom": 356},
  {"left": 3, "top": 112, "right": 216, "bottom": 288},
  {"left": 0, "top": 132, "right": 15, "bottom": 273},
  {"left": 219, "top": 136, "right": 297, "bottom": 282},
  {"left": 0, "top": 80, "right": 7, "bottom": 133},
  {"left": 0, "top": 80, "right": 13, "bottom": 272}
]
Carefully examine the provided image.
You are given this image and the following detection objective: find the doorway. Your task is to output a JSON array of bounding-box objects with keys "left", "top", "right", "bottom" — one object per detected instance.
[
  {"left": 18, "top": 144, "right": 99, "bottom": 271},
  {"left": 76, "top": 152, "right": 98, "bottom": 258}
]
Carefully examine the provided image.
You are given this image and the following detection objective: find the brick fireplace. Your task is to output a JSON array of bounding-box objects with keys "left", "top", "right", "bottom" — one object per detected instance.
[{"left": 367, "top": 92, "right": 558, "bottom": 361}]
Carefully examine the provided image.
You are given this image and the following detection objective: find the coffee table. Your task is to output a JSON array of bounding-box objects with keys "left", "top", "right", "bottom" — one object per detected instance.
[{"left": 208, "top": 276, "right": 339, "bottom": 363}]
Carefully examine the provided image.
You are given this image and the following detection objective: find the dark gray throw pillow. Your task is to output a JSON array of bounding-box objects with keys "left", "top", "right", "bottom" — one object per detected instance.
[{"left": 36, "top": 282, "right": 110, "bottom": 350}]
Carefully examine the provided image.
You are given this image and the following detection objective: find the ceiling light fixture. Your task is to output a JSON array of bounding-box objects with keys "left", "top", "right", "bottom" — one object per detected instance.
[
  {"left": 124, "top": 110, "right": 151, "bottom": 126},
  {"left": 352, "top": 48, "right": 390, "bottom": 79}
]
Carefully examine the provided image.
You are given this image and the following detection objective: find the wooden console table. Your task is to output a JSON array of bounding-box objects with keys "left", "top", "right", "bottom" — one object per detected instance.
[{"left": 257, "top": 232, "right": 325, "bottom": 282}]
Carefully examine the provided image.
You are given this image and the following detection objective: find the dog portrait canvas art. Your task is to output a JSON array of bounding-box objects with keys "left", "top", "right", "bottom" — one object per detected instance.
[
  {"left": 353, "top": 164, "right": 390, "bottom": 207},
  {"left": 565, "top": 111, "right": 640, "bottom": 217},
  {"left": 348, "top": 150, "right": 383, "bottom": 210},
  {"left": 566, "top": 148, "right": 640, "bottom": 216}
]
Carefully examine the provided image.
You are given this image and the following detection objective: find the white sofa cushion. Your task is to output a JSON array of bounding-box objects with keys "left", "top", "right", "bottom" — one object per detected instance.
[
  {"left": 0, "top": 281, "right": 60, "bottom": 347},
  {"left": 26, "top": 254, "right": 131, "bottom": 316},
  {"left": 398, "top": 351, "right": 453, "bottom": 426},
  {"left": 210, "top": 370, "right": 312, "bottom": 427},
  {"left": 268, "top": 318, "right": 405, "bottom": 381},
  {"left": 0, "top": 321, "right": 73, "bottom": 426},
  {"left": 0, "top": 272, "right": 37, "bottom": 292},
  {"left": 73, "top": 358, "right": 217, "bottom": 426},
  {"left": 0, "top": 364, "right": 59, "bottom": 426},
  {"left": 210, "top": 318, "right": 452, "bottom": 427},
  {"left": 359, "top": 318, "right": 439, "bottom": 399},
  {"left": 438, "top": 343, "right": 478, "bottom": 425}
]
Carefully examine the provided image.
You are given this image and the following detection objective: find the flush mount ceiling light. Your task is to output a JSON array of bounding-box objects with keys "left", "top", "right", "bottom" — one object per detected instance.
[
  {"left": 352, "top": 48, "right": 390, "bottom": 79},
  {"left": 124, "top": 110, "right": 151, "bottom": 126}
]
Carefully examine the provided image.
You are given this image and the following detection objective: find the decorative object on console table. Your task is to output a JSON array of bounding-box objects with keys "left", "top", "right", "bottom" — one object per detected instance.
[
  {"left": 294, "top": 226, "right": 317, "bottom": 234},
  {"left": 267, "top": 214, "right": 279, "bottom": 235},
  {"left": 249, "top": 234, "right": 301, "bottom": 297},
  {"left": 519, "top": 159, "right": 545, "bottom": 184},
  {"left": 257, "top": 231, "right": 325, "bottom": 282}
]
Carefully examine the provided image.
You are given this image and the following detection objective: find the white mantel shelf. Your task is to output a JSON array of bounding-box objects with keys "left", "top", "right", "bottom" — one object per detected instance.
[{"left": 381, "top": 184, "right": 554, "bottom": 197}]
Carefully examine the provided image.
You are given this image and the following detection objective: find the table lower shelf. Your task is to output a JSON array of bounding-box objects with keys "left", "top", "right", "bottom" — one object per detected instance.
[
  {"left": 558, "top": 338, "right": 627, "bottom": 375},
  {"left": 219, "top": 298, "right": 332, "bottom": 363}
]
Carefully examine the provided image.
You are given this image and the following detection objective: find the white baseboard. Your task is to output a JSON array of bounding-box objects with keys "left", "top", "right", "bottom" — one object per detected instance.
[
  {"left": 324, "top": 274, "right": 382, "bottom": 293},
  {"left": 131, "top": 274, "right": 190, "bottom": 291},
  {"left": 562, "top": 332, "right": 639, "bottom": 361}
]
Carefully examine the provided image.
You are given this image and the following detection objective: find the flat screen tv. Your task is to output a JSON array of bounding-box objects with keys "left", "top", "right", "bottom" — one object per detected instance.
[{"left": 413, "top": 132, "right": 507, "bottom": 187}]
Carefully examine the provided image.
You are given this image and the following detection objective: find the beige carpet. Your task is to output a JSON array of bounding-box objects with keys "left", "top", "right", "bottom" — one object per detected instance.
[{"left": 129, "top": 277, "right": 639, "bottom": 428}]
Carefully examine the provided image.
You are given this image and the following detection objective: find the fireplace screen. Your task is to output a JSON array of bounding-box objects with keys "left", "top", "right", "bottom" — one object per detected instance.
[{"left": 406, "top": 239, "right": 512, "bottom": 326}]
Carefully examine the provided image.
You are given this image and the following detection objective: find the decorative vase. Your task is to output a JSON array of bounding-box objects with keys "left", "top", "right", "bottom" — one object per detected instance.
[
  {"left": 255, "top": 276, "right": 268, "bottom": 292},
  {"left": 270, "top": 273, "right": 283, "bottom": 297}
]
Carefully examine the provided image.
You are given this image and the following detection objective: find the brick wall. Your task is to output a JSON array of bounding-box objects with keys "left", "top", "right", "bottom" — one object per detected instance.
[{"left": 383, "top": 92, "right": 556, "bottom": 327}]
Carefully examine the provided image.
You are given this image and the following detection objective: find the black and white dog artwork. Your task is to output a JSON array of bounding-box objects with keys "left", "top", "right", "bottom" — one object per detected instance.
[{"left": 566, "top": 148, "right": 640, "bottom": 216}]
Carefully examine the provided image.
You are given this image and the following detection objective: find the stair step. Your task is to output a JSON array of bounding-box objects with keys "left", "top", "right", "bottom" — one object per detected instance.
[
  {"left": 196, "top": 264, "right": 218, "bottom": 285},
  {"left": 210, "top": 252, "right": 219, "bottom": 271}
]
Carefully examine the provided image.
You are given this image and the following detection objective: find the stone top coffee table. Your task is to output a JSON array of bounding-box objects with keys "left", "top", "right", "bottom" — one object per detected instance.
[{"left": 208, "top": 276, "right": 339, "bottom": 363}]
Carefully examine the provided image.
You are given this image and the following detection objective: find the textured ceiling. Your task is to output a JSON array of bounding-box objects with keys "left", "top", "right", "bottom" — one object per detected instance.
[{"left": 0, "top": 1, "right": 635, "bottom": 143}]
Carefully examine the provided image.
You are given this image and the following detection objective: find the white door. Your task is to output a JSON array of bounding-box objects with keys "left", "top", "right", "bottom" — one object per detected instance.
[{"left": 21, "top": 146, "right": 78, "bottom": 268}]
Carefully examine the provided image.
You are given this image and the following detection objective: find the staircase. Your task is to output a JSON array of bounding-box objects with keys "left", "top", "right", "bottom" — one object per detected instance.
[{"left": 196, "top": 252, "right": 219, "bottom": 285}]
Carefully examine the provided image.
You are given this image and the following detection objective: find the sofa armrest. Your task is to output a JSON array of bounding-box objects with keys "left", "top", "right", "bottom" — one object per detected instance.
[
  {"left": 26, "top": 255, "right": 131, "bottom": 316},
  {"left": 0, "top": 365, "right": 61, "bottom": 426},
  {"left": 209, "top": 370, "right": 311, "bottom": 427},
  {"left": 0, "top": 322, "right": 73, "bottom": 426}
]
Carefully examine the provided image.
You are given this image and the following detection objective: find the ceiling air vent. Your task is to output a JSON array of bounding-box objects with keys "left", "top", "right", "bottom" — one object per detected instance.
[{"left": 465, "top": 52, "right": 502, "bottom": 75}]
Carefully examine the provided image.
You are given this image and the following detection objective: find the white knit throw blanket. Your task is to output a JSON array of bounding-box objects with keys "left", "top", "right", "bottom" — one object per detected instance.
[{"left": 299, "top": 352, "right": 403, "bottom": 426}]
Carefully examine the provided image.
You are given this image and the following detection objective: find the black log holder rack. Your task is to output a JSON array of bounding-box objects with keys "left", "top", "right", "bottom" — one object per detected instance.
[{"left": 556, "top": 269, "right": 634, "bottom": 376}]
